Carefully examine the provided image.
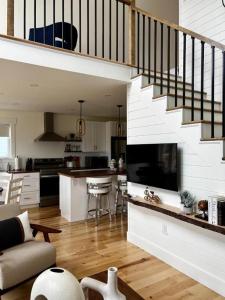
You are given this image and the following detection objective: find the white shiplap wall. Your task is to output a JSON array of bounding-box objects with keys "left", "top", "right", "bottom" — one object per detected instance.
[
  {"left": 179, "top": 0, "right": 225, "bottom": 101},
  {"left": 127, "top": 76, "right": 225, "bottom": 297}
]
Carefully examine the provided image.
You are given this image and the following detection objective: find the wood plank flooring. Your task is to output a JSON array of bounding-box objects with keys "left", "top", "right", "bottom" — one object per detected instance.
[{"left": 2, "top": 206, "right": 224, "bottom": 300}]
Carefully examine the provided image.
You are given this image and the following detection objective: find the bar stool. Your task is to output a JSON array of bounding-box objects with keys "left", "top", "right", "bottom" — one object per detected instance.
[
  {"left": 115, "top": 175, "right": 127, "bottom": 214},
  {"left": 86, "top": 177, "right": 112, "bottom": 225}
]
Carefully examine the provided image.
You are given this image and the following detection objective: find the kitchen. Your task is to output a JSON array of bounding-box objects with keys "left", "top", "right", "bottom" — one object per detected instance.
[{"left": 0, "top": 110, "right": 126, "bottom": 211}]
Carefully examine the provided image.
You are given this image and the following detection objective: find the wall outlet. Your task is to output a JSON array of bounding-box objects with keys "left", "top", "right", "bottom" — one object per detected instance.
[{"left": 162, "top": 224, "right": 168, "bottom": 236}]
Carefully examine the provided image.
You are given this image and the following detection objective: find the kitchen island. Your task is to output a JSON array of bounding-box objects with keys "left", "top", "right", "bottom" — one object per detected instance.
[{"left": 59, "top": 169, "right": 126, "bottom": 222}]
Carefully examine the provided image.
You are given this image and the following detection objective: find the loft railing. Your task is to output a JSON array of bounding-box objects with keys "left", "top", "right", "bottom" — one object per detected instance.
[
  {"left": 3, "top": 0, "right": 225, "bottom": 139},
  {"left": 20, "top": 0, "right": 130, "bottom": 64}
]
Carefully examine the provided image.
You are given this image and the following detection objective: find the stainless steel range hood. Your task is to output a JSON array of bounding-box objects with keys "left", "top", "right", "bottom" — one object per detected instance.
[{"left": 34, "top": 112, "right": 65, "bottom": 142}]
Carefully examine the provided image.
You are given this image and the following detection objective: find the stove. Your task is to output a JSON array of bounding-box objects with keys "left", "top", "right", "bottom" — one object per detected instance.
[{"left": 34, "top": 158, "right": 65, "bottom": 207}]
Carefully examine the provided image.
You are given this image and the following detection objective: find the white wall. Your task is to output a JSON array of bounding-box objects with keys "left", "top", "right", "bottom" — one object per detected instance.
[
  {"left": 127, "top": 76, "right": 225, "bottom": 296},
  {"left": 0, "top": 110, "right": 109, "bottom": 169},
  {"left": 137, "top": 0, "right": 179, "bottom": 24},
  {"left": 179, "top": 0, "right": 225, "bottom": 101}
]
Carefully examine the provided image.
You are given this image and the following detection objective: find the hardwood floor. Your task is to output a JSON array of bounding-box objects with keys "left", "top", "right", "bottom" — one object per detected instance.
[{"left": 3, "top": 206, "right": 224, "bottom": 300}]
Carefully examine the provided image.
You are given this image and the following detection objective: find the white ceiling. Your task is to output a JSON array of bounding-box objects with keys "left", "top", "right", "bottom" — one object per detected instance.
[{"left": 0, "top": 59, "right": 127, "bottom": 118}]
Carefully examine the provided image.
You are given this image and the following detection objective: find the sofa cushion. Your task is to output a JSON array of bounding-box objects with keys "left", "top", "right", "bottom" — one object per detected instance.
[
  {"left": 0, "top": 211, "right": 34, "bottom": 251},
  {"left": 0, "top": 217, "right": 24, "bottom": 251},
  {"left": 0, "top": 241, "right": 56, "bottom": 290}
]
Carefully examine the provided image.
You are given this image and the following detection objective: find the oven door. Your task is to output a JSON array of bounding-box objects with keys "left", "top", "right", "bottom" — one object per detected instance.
[{"left": 40, "top": 174, "right": 59, "bottom": 207}]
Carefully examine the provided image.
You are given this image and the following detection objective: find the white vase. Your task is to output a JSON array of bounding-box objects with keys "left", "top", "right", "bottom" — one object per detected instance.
[
  {"left": 30, "top": 268, "right": 85, "bottom": 300},
  {"left": 81, "top": 267, "right": 126, "bottom": 300}
]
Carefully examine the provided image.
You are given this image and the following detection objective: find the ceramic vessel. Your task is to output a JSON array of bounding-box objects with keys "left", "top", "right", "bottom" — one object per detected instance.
[
  {"left": 30, "top": 268, "right": 85, "bottom": 300},
  {"left": 81, "top": 267, "right": 126, "bottom": 300}
]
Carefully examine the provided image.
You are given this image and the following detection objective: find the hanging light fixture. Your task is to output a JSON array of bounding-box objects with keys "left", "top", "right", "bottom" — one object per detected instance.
[
  {"left": 116, "top": 105, "right": 123, "bottom": 137},
  {"left": 76, "top": 100, "right": 86, "bottom": 137}
]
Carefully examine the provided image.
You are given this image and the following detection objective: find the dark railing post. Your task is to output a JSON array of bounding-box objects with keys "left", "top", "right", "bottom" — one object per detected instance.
[
  {"left": 102, "top": 0, "right": 105, "bottom": 58},
  {"left": 23, "top": 0, "right": 26, "bottom": 39},
  {"left": 191, "top": 37, "right": 195, "bottom": 120},
  {"left": 143, "top": 15, "right": 145, "bottom": 73},
  {"left": 53, "top": 0, "right": 55, "bottom": 47},
  {"left": 148, "top": 17, "right": 151, "bottom": 84},
  {"left": 87, "top": 0, "right": 89, "bottom": 54},
  {"left": 109, "top": 0, "right": 112, "bottom": 60},
  {"left": 175, "top": 29, "right": 178, "bottom": 107},
  {"left": 94, "top": 0, "right": 97, "bottom": 56},
  {"left": 70, "top": 0, "right": 73, "bottom": 51},
  {"left": 200, "top": 41, "right": 205, "bottom": 120},
  {"left": 211, "top": 46, "right": 215, "bottom": 138},
  {"left": 43, "top": 0, "right": 46, "bottom": 44},
  {"left": 34, "top": 0, "right": 36, "bottom": 41},
  {"left": 223, "top": 51, "right": 225, "bottom": 138},
  {"left": 116, "top": 0, "right": 119, "bottom": 61},
  {"left": 62, "top": 0, "right": 64, "bottom": 48},
  {"left": 182, "top": 33, "right": 186, "bottom": 106},
  {"left": 167, "top": 26, "right": 170, "bottom": 94},
  {"left": 154, "top": 20, "right": 157, "bottom": 83},
  {"left": 79, "top": 0, "right": 82, "bottom": 52},
  {"left": 160, "top": 23, "right": 164, "bottom": 95},
  {"left": 137, "top": 12, "right": 140, "bottom": 74},
  {"left": 123, "top": 3, "right": 125, "bottom": 63}
]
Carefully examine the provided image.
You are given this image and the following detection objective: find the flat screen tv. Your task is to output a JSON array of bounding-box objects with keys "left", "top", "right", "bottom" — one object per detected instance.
[{"left": 126, "top": 143, "right": 178, "bottom": 192}]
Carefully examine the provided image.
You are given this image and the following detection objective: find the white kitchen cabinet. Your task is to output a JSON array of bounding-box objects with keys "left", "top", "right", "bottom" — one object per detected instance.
[
  {"left": 82, "top": 121, "right": 106, "bottom": 152},
  {"left": 12, "top": 172, "right": 40, "bottom": 206}
]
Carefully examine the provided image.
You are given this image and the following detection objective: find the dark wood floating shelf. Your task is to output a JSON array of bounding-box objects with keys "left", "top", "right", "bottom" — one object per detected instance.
[{"left": 127, "top": 197, "right": 225, "bottom": 236}]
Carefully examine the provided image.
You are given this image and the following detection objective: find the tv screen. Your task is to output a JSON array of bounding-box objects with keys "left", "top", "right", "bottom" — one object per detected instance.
[{"left": 126, "top": 143, "right": 178, "bottom": 192}]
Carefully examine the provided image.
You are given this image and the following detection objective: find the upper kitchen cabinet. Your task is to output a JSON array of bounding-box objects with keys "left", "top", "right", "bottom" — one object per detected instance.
[{"left": 82, "top": 121, "right": 106, "bottom": 153}]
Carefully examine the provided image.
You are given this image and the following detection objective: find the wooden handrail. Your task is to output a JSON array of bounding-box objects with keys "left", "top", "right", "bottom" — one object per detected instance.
[{"left": 132, "top": 6, "right": 225, "bottom": 52}]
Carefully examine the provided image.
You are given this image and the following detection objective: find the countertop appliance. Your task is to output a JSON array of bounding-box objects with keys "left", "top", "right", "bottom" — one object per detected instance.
[
  {"left": 34, "top": 158, "right": 65, "bottom": 207},
  {"left": 126, "top": 143, "right": 178, "bottom": 192},
  {"left": 85, "top": 156, "right": 108, "bottom": 169}
]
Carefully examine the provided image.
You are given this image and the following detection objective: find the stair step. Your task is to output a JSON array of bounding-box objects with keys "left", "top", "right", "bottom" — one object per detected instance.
[
  {"left": 168, "top": 106, "right": 222, "bottom": 123},
  {"left": 153, "top": 94, "right": 221, "bottom": 111},
  {"left": 201, "top": 137, "right": 225, "bottom": 141},
  {"left": 144, "top": 83, "right": 207, "bottom": 100},
  {"left": 182, "top": 120, "right": 223, "bottom": 139},
  {"left": 141, "top": 73, "right": 192, "bottom": 90},
  {"left": 131, "top": 71, "right": 183, "bottom": 82}
]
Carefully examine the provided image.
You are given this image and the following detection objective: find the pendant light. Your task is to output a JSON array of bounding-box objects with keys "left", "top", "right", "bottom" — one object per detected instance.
[
  {"left": 116, "top": 105, "right": 123, "bottom": 137},
  {"left": 76, "top": 100, "right": 86, "bottom": 137}
]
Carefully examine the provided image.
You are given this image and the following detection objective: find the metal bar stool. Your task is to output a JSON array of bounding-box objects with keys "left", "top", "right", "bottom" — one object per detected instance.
[
  {"left": 86, "top": 176, "right": 112, "bottom": 225},
  {"left": 115, "top": 175, "right": 127, "bottom": 215}
]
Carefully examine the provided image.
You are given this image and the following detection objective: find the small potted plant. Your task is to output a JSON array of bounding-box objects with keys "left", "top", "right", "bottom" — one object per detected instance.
[{"left": 179, "top": 190, "right": 195, "bottom": 215}]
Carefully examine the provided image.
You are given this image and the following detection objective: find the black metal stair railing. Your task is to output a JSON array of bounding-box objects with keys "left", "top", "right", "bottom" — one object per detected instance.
[
  {"left": 132, "top": 6, "right": 225, "bottom": 139},
  {"left": 22, "top": 0, "right": 129, "bottom": 64}
]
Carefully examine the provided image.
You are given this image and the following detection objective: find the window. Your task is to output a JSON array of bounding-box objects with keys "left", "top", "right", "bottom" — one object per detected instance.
[{"left": 0, "top": 124, "right": 11, "bottom": 158}]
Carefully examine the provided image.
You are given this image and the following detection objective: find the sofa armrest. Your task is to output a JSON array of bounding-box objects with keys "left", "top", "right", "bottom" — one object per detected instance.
[{"left": 30, "top": 223, "right": 61, "bottom": 243}]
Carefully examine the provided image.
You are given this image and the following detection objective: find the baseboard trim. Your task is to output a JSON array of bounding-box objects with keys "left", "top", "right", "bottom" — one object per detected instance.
[{"left": 127, "top": 231, "right": 225, "bottom": 297}]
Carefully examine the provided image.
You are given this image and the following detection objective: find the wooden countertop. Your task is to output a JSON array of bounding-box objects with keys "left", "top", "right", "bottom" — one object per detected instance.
[
  {"left": 127, "top": 196, "right": 225, "bottom": 236},
  {"left": 59, "top": 169, "right": 126, "bottom": 178}
]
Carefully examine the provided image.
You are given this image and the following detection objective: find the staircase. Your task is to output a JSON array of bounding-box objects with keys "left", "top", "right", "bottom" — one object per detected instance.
[
  {"left": 128, "top": 72, "right": 225, "bottom": 200},
  {"left": 133, "top": 70, "right": 224, "bottom": 142}
]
